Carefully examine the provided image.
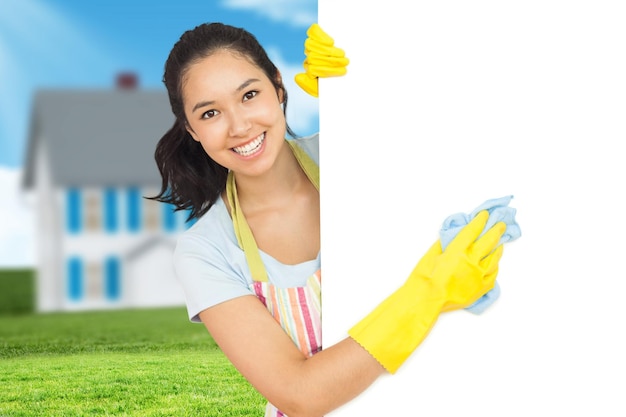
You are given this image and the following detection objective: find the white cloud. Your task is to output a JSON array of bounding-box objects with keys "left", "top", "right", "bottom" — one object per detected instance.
[
  {"left": 221, "top": 0, "right": 316, "bottom": 27},
  {"left": 0, "top": 168, "right": 35, "bottom": 267},
  {"left": 267, "top": 47, "right": 319, "bottom": 136}
]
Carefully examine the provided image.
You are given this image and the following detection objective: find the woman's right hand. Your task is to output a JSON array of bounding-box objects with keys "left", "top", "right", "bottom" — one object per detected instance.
[
  {"left": 409, "top": 210, "right": 506, "bottom": 313},
  {"left": 348, "top": 210, "right": 507, "bottom": 374}
]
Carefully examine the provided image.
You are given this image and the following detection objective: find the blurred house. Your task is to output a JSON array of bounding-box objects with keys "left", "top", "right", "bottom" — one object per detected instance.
[{"left": 21, "top": 74, "right": 190, "bottom": 312}]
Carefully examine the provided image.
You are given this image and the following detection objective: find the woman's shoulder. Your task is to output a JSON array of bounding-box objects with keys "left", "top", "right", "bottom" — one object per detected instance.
[{"left": 175, "top": 197, "right": 235, "bottom": 254}]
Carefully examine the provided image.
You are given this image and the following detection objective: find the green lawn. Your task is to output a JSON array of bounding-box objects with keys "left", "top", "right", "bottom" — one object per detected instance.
[{"left": 0, "top": 307, "right": 266, "bottom": 416}]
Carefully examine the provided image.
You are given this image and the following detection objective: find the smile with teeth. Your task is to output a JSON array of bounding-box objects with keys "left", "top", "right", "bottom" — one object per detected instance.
[{"left": 232, "top": 133, "right": 265, "bottom": 156}]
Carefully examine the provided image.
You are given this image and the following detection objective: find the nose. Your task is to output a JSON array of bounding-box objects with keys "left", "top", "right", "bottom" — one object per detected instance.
[{"left": 227, "top": 109, "right": 252, "bottom": 138}]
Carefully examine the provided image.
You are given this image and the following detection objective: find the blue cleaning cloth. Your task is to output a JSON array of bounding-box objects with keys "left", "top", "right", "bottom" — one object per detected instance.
[{"left": 440, "top": 195, "right": 521, "bottom": 314}]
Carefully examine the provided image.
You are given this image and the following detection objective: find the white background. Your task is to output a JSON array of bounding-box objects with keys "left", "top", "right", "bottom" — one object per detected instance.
[{"left": 319, "top": 1, "right": 626, "bottom": 415}]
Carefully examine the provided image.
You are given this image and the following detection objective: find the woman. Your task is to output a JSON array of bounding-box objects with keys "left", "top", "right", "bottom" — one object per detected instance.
[{"left": 152, "top": 22, "right": 507, "bottom": 417}]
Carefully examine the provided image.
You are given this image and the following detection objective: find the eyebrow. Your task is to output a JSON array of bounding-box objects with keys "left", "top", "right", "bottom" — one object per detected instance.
[{"left": 191, "top": 78, "right": 261, "bottom": 113}]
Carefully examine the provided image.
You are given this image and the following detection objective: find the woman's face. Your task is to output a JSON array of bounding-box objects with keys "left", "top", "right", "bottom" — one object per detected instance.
[{"left": 183, "top": 49, "right": 286, "bottom": 177}]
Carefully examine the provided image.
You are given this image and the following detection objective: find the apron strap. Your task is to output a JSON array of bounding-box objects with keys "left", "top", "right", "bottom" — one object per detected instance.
[
  {"left": 226, "top": 139, "right": 319, "bottom": 282},
  {"left": 287, "top": 139, "right": 319, "bottom": 191},
  {"left": 226, "top": 170, "right": 269, "bottom": 282}
]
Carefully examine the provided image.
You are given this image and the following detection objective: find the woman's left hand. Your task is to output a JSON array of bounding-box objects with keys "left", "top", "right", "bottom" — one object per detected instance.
[{"left": 295, "top": 23, "right": 350, "bottom": 97}]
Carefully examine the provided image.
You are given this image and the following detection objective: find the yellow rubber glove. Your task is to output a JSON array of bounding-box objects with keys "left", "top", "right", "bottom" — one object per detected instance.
[
  {"left": 348, "top": 211, "right": 506, "bottom": 374},
  {"left": 295, "top": 23, "right": 350, "bottom": 97}
]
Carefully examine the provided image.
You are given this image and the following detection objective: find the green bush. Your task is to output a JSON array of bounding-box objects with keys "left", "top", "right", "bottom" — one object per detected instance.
[{"left": 0, "top": 268, "right": 34, "bottom": 315}]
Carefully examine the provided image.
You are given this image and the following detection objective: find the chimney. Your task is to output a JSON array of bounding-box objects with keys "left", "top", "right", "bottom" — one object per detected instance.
[{"left": 116, "top": 72, "right": 138, "bottom": 90}]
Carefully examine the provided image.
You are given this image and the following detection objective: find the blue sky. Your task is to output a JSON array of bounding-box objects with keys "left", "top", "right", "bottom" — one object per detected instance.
[
  {"left": 0, "top": 0, "right": 319, "bottom": 168},
  {"left": 0, "top": 0, "right": 318, "bottom": 267}
]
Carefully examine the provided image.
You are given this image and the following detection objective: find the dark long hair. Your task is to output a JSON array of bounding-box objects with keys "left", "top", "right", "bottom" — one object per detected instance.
[{"left": 150, "top": 22, "right": 296, "bottom": 221}]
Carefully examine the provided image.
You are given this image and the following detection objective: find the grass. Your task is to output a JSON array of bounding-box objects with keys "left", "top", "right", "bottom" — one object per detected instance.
[{"left": 0, "top": 307, "right": 266, "bottom": 416}]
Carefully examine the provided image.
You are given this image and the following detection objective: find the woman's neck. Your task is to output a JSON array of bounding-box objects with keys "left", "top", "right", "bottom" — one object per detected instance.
[{"left": 233, "top": 140, "right": 310, "bottom": 212}]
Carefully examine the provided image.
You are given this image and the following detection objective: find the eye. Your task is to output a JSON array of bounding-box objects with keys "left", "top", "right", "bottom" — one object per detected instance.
[
  {"left": 243, "top": 90, "right": 258, "bottom": 101},
  {"left": 201, "top": 109, "right": 219, "bottom": 119}
]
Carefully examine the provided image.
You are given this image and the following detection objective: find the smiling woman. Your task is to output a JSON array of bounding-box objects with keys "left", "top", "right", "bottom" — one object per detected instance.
[{"left": 150, "top": 22, "right": 511, "bottom": 417}]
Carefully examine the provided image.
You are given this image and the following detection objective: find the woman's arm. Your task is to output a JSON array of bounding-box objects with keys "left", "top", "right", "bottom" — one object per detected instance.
[
  {"left": 200, "top": 295, "right": 385, "bottom": 417},
  {"left": 200, "top": 212, "right": 506, "bottom": 417}
]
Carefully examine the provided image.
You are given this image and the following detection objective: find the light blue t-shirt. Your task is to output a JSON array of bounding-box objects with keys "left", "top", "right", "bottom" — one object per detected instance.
[{"left": 174, "top": 134, "right": 320, "bottom": 322}]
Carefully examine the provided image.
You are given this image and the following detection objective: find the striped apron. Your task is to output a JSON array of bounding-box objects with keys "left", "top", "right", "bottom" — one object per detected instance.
[{"left": 226, "top": 139, "right": 322, "bottom": 417}]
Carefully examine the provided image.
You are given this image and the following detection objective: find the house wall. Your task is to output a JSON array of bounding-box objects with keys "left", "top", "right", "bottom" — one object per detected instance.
[
  {"left": 34, "top": 139, "right": 64, "bottom": 312},
  {"left": 125, "top": 241, "right": 184, "bottom": 308}
]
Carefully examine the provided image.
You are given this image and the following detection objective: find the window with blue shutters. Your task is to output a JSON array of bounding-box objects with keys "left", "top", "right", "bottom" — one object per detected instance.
[
  {"left": 67, "top": 256, "right": 84, "bottom": 301},
  {"left": 127, "top": 187, "right": 141, "bottom": 232},
  {"left": 104, "top": 256, "right": 121, "bottom": 301},
  {"left": 66, "top": 188, "right": 82, "bottom": 234},
  {"left": 104, "top": 188, "right": 118, "bottom": 233}
]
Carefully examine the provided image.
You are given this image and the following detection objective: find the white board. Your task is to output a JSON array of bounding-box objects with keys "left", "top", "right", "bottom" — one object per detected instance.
[{"left": 319, "top": 1, "right": 626, "bottom": 415}]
